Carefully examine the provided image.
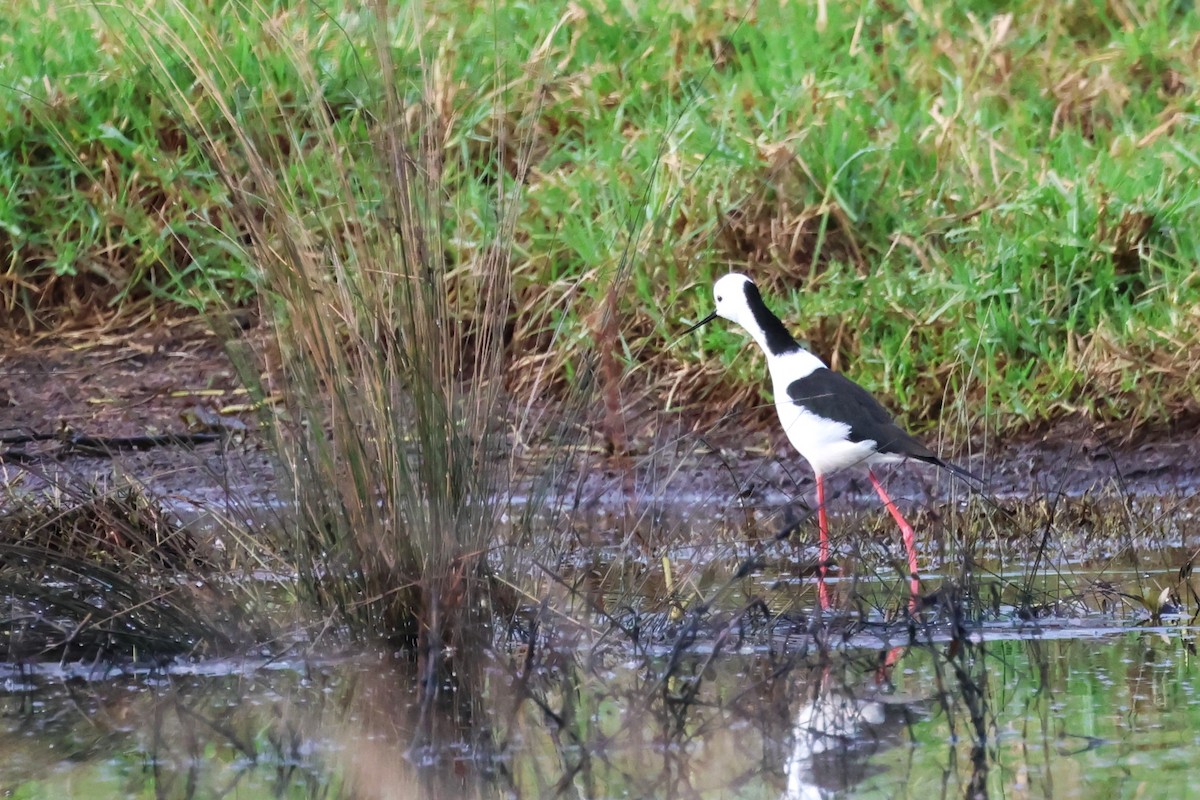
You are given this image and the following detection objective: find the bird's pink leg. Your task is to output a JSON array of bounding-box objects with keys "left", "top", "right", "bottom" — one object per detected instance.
[
  {"left": 868, "top": 469, "right": 920, "bottom": 606},
  {"left": 876, "top": 645, "right": 907, "bottom": 685},
  {"left": 816, "top": 473, "right": 830, "bottom": 611}
]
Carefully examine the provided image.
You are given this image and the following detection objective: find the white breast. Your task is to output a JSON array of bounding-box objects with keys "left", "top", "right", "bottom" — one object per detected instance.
[
  {"left": 774, "top": 397, "right": 883, "bottom": 475},
  {"left": 767, "top": 350, "right": 891, "bottom": 475}
]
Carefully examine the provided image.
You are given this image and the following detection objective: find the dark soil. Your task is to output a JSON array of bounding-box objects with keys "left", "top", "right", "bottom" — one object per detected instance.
[
  {"left": 1, "top": 319, "right": 275, "bottom": 511},
  {"left": 3, "top": 321, "right": 1198, "bottom": 519}
]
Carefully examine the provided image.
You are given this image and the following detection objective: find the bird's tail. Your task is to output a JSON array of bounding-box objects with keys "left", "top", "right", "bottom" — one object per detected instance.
[
  {"left": 937, "top": 458, "right": 983, "bottom": 486},
  {"left": 934, "top": 458, "right": 1015, "bottom": 520}
]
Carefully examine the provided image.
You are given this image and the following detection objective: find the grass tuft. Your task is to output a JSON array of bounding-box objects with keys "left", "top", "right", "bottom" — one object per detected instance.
[
  {"left": 0, "top": 483, "right": 246, "bottom": 661},
  {"left": 101, "top": 1, "right": 559, "bottom": 710}
]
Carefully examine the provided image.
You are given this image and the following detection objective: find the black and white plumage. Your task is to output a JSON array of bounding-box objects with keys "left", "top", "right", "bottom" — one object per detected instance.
[{"left": 684, "top": 272, "right": 973, "bottom": 607}]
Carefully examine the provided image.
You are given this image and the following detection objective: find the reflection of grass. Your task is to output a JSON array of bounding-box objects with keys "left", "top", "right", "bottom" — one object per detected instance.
[
  {"left": 4, "top": 1, "right": 1199, "bottom": 435},
  {"left": 3, "top": 629, "right": 1197, "bottom": 798}
]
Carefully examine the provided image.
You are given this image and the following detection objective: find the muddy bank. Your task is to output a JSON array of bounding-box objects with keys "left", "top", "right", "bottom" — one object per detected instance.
[{"left": 3, "top": 324, "right": 1198, "bottom": 517}]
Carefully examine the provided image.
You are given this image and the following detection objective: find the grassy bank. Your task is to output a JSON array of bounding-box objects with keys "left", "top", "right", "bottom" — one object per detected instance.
[{"left": 2, "top": 0, "right": 1199, "bottom": 436}]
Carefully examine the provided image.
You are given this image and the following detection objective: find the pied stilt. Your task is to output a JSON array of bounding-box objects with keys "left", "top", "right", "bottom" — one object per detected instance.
[{"left": 684, "top": 273, "right": 975, "bottom": 606}]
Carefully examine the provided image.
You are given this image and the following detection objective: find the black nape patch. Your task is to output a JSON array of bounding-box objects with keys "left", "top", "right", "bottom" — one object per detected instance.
[{"left": 743, "top": 281, "right": 799, "bottom": 356}]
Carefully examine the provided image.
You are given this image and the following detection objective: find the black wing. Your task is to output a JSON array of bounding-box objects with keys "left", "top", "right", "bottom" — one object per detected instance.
[{"left": 784, "top": 367, "right": 938, "bottom": 463}]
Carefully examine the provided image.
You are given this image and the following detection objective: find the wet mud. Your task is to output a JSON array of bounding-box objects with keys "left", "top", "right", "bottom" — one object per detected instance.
[{"left": 2, "top": 324, "right": 1198, "bottom": 517}]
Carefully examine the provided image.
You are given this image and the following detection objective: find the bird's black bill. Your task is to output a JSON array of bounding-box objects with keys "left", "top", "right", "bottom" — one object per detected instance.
[{"left": 680, "top": 310, "right": 719, "bottom": 337}]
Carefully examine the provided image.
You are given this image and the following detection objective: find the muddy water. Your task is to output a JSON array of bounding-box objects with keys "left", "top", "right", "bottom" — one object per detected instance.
[{"left": 0, "top": 558, "right": 1197, "bottom": 799}]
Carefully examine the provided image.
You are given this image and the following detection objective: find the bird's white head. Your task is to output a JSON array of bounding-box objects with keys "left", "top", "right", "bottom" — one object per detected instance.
[
  {"left": 682, "top": 271, "right": 800, "bottom": 357},
  {"left": 711, "top": 272, "right": 757, "bottom": 329},
  {"left": 681, "top": 273, "right": 757, "bottom": 337}
]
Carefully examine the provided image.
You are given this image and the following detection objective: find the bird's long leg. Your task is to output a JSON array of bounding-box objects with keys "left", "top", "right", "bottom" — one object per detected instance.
[
  {"left": 875, "top": 645, "right": 907, "bottom": 685},
  {"left": 816, "top": 473, "right": 830, "bottom": 611},
  {"left": 868, "top": 469, "right": 919, "bottom": 603}
]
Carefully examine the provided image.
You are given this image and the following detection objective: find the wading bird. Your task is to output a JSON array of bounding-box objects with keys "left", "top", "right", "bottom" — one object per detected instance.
[{"left": 683, "top": 273, "right": 976, "bottom": 608}]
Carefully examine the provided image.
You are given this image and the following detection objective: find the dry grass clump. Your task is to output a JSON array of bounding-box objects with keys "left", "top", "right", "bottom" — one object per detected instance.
[
  {"left": 0, "top": 484, "right": 201, "bottom": 569},
  {"left": 104, "top": 1, "right": 566, "bottom": 707},
  {"left": 0, "top": 483, "right": 243, "bottom": 661}
]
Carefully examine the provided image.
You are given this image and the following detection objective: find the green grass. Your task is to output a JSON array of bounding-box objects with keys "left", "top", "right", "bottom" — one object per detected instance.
[{"left": 3, "top": 0, "right": 1199, "bottom": 435}]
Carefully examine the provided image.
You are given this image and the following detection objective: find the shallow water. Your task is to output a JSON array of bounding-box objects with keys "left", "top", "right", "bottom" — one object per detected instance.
[
  {"left": 2, "top": 553, "right": 1197, "bottom": 800},
  {"left": 4, "top": 473, "right": 1198, "bottom": 798}
]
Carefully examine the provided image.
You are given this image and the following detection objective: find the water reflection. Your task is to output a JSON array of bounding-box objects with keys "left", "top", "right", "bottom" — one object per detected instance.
[
  {"left": 0, "top": 628, "right": 1197, "bottom": 798},
  {"left": 783, "top": 651, "right": 919, "bottom": 799}
]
